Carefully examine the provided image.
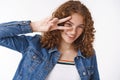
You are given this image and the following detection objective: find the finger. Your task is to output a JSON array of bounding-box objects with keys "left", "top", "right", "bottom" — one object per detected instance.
[
  {"left": 45, "top": 16, "right": 53, "bottom": 22},
  {"left": 58, "top": 16, "right": 71, "bottom": 24},
  {"left": 48, "top": 18, "right": 58, "bottom": 27},
  {"left": 57, "top": 26, "right": 72, "bottom": 30},
  {"left": 50, "top": 18, "right": 58, "bottom": 23}
]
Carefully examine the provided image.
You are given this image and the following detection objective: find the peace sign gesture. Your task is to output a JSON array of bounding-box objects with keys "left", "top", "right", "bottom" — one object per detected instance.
[{"left": 30, "top": 16, "right": 71, "bottom": 32}]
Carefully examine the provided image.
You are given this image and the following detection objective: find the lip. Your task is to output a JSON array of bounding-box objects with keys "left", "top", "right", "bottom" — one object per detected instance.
[
  {"left": 68, "top": 35, "right": 75, "bottom": 38},
  {"left": 66, "top": 33, "right": 76, "bottom": 39}
]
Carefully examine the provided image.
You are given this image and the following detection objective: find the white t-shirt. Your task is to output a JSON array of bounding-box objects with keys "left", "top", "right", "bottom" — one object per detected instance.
[{"left": 46, "top": 62, "right": 81, "bottom": 80}]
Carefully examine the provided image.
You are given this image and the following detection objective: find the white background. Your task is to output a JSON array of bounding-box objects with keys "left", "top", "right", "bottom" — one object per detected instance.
[{"left": 0, "top": 0, "right": 120, "bottom": 80}]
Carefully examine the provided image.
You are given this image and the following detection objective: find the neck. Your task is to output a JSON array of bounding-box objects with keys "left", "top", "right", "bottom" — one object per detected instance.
[
  {"left": 58, "top": 41, "right": 77, "bottom": 61},
  {"left": 58, "top": 41, "right": 75, "bottom": 53}
]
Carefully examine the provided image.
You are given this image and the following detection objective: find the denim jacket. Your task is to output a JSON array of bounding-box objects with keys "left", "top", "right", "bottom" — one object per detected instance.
[{"left": 0, "top": 21, "right": 100, "bottom": 80}]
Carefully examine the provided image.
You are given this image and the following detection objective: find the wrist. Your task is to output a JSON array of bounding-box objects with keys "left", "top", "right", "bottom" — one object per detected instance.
[{"left": 30, "top": 21, "right": 39, "bottom": 32}]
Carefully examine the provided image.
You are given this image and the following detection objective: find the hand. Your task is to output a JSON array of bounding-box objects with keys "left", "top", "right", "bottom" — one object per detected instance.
[{"left": 30, "top": 16, "right": 71, "bottom": 32}]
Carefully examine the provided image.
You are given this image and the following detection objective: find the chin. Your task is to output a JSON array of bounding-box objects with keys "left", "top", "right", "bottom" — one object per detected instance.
[{"left": 65, "top": 40, "right": 74, "bottom": 44}]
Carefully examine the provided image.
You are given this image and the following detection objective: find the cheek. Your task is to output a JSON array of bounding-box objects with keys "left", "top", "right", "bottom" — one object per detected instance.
[
  {"left": 77, "top": 29, "right": 83, "bottom": 36},
  {"left": 61, "top": 29, "right": 69, "bottom": 35},
  {"left": 61, "top": 31, "right": 65, "bottom": 37}
]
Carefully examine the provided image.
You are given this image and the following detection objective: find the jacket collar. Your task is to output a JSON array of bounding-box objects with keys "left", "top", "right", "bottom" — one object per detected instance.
[
  {"left": 48, "top": 47, "right": 85, "bottom": 59},
  {"left": 77, "top": 50, "right": 86, "bottom": 59},
  {"left": 48, "top": 47, "right": 58, "bottom": 54}
]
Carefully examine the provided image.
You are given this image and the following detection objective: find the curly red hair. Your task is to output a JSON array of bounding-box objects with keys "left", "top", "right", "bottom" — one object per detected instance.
[{"left": 41, "top": 0, "right": 95, "bottom": 57}]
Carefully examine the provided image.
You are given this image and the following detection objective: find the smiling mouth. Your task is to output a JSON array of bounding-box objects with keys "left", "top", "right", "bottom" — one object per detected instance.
[
  {"left": 65, "top": 32, "right": 76, "bottom": 39},
  {"left": 67, "top": 35, "right": 76, "bottom": 39}
]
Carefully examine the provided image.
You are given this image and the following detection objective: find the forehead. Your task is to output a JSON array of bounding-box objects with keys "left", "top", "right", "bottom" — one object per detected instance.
[{"left": 69, "top": 13, "right": 84, "bottom": 24}]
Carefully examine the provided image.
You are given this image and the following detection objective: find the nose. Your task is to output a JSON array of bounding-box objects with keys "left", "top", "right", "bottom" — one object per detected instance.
[{"left": 69, "top": 27, "right": 76, "bottom": 35}]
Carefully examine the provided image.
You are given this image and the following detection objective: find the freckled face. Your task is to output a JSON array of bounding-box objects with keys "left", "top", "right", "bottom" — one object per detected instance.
[{"left": 61, "top": 13, "right": 84, "bottom": 44}]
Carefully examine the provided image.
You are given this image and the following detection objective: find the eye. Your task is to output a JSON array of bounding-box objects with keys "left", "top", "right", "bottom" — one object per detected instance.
[
  {"left": 64, "top": 23, "right": 72, "bottom": 27},
  {"left": 78, "top": 24, "right": 85, "bottom": 29}
]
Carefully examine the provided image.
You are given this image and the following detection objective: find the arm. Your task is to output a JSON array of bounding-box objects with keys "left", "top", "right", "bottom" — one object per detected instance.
[
  {"left": 0, "top": 21, "right": 32, "bottom": 38},
  {"left": 0, "top": 21, "right": 32, "bottom": 53},
  {"left": 0, "top": 16, "right": 71, "bottom": 53},
  {"left": 0, "top": 16, "right": 71, "bottom": 38}
]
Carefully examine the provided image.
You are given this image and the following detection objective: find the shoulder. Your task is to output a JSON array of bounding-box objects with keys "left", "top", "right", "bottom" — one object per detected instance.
[{"left": 85, "top": 49, "right": 97, "bottom": 62}]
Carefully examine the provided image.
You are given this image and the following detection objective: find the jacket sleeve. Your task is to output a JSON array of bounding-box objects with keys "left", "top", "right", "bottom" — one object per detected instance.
[
  {"left": 0, "top": 21, "right": 33, "bottom": 54},
  {"left": 90, "top": 51, "right": 100, "bottom": 80}
]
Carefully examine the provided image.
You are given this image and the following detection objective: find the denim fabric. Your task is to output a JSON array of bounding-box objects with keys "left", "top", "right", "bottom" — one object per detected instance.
[{"left": 0, "top": 21, "right": 100, "bottom": 80}]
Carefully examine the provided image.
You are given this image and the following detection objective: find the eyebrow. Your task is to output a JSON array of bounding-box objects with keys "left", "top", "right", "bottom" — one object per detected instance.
[{"left": 66, "top": 20, "right": 85, "bottom": 27}]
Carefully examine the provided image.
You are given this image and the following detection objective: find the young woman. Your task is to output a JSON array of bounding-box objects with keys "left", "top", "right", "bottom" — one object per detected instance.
[{"left": 0, "top": 0, "right": 100, "bottom": 80}]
